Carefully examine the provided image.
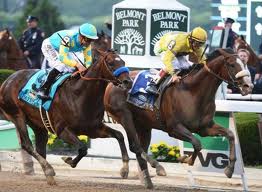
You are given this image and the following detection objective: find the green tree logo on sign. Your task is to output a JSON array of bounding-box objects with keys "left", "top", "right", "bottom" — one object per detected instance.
[{"left": 114, "top": 28, "right": 145, "bottom": 55}]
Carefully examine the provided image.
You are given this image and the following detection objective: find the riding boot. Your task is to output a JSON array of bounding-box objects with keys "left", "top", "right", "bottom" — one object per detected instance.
[
  {"left": 145, "top": 69, "right": 167, "bottom": 96},
  {"left": 37, "top": 68, "right": 61, "bottom": 100}
]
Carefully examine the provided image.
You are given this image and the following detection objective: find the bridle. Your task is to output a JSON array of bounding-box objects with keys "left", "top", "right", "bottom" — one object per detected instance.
[
  {"left": 73, "top": 51, "right": 129, "bottom": 86},
  {"left": 203, "top": 53, "right": 248, "bottom": 89}
]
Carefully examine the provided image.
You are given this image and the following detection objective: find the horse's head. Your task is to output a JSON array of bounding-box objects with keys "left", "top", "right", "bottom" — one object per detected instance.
[
  {"left": 92, "top": 49, "right": 132, "bottom": 89},
  {"left": 93, "top": 30, "right": 111, "bottom": 51},
  {"left": 0, "top": 28, "right": 12, "bottom": 51},
  {"left": 234, "top": 35, "right": 247, "bottom": 51},
  {"left": 234, "top": 35, "right": 260, "bottom": 68},
  {"left": 217, "top": 48, "right": 253, "bottom": 95}
]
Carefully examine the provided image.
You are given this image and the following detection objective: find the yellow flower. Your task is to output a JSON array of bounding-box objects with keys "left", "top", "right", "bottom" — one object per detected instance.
[
  {"left": 159, "top": 141, "right": 167, "bottom": 147},
  {"left": 175, "top": 153, "right": 180, "bottom": 158},
  {"left": 47, "top": 138, "right": 54, "bottom": 145},
  {"left": 78, "top": 135, "right": 88, "bottom": 142},
  {"left": 168, "top": 150, "right": 175, "bottom": 156},
  {"left": 151, "top": 147, "right": 159, "bottom": 153},
  {"left": 151, "top": 144, "right": 158, "bottom": 148},
  {"left": 49, "top": 133, "right": 57, "bottom": 139}
]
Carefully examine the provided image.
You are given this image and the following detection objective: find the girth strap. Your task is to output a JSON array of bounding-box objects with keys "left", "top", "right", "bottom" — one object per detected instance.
[{"left": 39, "top": 106, "right": 56, "bottom": 134}]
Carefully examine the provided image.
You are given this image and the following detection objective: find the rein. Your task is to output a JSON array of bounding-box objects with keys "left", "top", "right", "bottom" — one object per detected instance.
[
  {"left": 203, "top": 54, "right": 240, "bottom": 89},
  {"left": 71, "top": 52, "right": 125, "bottom": 85}
]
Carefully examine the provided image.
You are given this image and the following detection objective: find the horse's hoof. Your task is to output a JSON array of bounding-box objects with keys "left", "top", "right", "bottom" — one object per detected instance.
[
  {"left": 46, "top": 176, "right": 56, "bottom": 185},
  {"left": 62, "top": 156, "right": 72, "bottom": 164},
  {"left": 144, "top": 179, "right": 154, "bottom": 189},
  {"left": 120, "top": 167, "right": 129, "bottom": 179},
  {"left": 224, "top": 166, "right": 233, "bottom": 178},
  {"left": 177, "top": 155, "right": 188, "bottom": 163},
  {"left": 156, "top": 165, "right": 167, "bottom": 176}
]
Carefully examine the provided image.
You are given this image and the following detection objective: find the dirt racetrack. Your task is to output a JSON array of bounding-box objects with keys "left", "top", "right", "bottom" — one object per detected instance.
[
  {"left": 0, "top": 171, "right": 208, "bottom": 192},
  {"left": 0, "top": 152, "right": 261, "bottom": 192}
]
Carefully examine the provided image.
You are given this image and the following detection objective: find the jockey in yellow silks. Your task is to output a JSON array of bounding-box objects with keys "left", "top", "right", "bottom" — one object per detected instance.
[
  {"left": 145, "top": 27, "right": 208, "bottom": 95},
  {"left": 38, "top": 23, "right": 98, "bottom": 99}
]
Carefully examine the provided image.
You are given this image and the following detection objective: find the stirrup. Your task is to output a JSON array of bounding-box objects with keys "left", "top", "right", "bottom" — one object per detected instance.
[
  {"left": 145, "top": 85, "right": 159, "bottom": 95},
  {"left": 37, "top": 90, "right": 51, "bottom": 100}
]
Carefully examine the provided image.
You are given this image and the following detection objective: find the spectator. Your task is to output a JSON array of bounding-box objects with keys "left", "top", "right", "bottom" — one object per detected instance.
[
  {"left": 18, "top": 15, "right": 45, "bottom": 69},
  {"left": 228, "top": 49, "right": 254, "bottom": 93},
  {"left": 253, "top": 40, "right": 262, "bottom": 93},
  {"left": 223, "top": 17, "right": 238, "bottom": 49}
]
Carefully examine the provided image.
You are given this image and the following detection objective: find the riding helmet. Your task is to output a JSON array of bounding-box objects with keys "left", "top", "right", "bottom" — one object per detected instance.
[
  {"left": 190, "top": 27, "right": 207, "bottom": 43},
  {"left": 79, "top": 23, "right": 98, "bottom": 40}
]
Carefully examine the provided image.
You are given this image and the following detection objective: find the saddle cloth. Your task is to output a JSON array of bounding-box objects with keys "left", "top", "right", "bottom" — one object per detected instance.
[
  {"left": 18, "top": 69, "right": 71, "bottom": 111},
  {"left": 127, "top": 70, "right": 157, "bottom": 111}
]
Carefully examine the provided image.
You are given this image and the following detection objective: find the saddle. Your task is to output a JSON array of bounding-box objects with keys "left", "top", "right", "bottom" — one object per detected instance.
[
  {"left": 18, "top": 69, "right": 71, "bottom": 111},
  {"left": 127, "top": 64, "right": 203, "bottom": 111}
]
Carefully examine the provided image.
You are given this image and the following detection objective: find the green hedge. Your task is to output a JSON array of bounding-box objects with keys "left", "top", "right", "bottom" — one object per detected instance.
[
  {"left": 235, "top": 112, "right": 262, "bottom": 165},
  {"left": 0, "top": 69, "right": 15, "bottom": 85}
]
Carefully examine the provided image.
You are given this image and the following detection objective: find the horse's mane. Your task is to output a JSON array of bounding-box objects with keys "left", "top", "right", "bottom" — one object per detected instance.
[{"left": 206, "top": 48, "right": 234, "bottom": 62}]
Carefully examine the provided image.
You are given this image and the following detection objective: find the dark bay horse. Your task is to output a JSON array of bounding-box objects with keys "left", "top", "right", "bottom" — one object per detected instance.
[
  {"left": 234, "top": 35, "right": 261, "bottom": 72},
  {"left": 104, "top": 48, "right": 253, "bottom": 188},
  {"left": 94, "top": 30, "right": 111, "bottom": 51},
  {"left": 0, "top": 29, "right": 29, "bottom": 70},
  {"left": 0, "top": 49, "right": 132, "bottom": 185}
]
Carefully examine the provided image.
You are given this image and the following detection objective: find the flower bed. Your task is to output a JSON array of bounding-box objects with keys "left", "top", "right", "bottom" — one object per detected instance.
[{"left": 150, "top": 141, "right": 180, "bottom": 163}]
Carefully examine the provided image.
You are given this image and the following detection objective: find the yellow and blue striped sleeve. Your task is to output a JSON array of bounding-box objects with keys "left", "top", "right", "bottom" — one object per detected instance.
[
  {"left": 83, "top": 45, "right": 92, "bottom": 68},
  {"left": 58, "top": 44, "right": 77, "bottom": 67}
]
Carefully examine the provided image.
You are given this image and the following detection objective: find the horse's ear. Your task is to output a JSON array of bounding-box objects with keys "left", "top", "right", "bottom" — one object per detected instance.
[
  {"left": 218, "top": 48, "right": 231, "bottom": 57},
  {"left": 240, "top": 35, "right": 245, "bottom": 41}
]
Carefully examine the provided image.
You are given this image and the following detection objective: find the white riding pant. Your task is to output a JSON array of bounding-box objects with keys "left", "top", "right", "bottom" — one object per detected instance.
[
  {"left": 41, "top": 39, "right": 75, "bottom": 73},
  {"left": 160, "top": 51, "right": 192, "bottom": 71}
]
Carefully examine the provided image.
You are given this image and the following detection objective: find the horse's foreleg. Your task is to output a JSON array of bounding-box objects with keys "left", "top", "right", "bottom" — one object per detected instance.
[
  {"left": 169, "top": 123, "right": 202, "bottom": 166},
  {"left": 137, "top": 127, "right": 167, "bottom": 177},
  {"left": 199, "top": 123, "right": 236, "bottom": 178},
  {"left": 33, "top": 128, "right": 48, "bottom": 159},
  {"left": 59, "top": 128, "right": 87, "bottom": 168},
  {"left": 117, "top": 111, "right": 153, "bottom": 189},
  {"left": 95, "top": 124, "right": 129, "bottom": 179},
  {"left": 13, "top": 116, "right": 56, "bottom": 185}
]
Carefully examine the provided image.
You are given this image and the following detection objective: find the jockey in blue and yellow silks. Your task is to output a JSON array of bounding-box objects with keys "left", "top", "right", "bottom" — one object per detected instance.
[
  {"left": 145, "top": 27, "right": 208, "bottom": 95},
  {"left": 38, "top": 23, "right": 98, "bottom": 99}
]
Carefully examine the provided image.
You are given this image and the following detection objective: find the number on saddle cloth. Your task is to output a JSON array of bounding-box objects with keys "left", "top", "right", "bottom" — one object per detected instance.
[{"left": 127, "top": 70, "right": 171, "bottom": 111}]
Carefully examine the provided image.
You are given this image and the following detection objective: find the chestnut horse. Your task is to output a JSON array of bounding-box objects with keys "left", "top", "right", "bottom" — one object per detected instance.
[
  {"left": 0, "top": 49, "right": 132, "bottom": 185},
  {"left": 234, "top": 35, "right": 261, "bottom": 72},
  {"left": 104, "top": 48, "right": 253, "bottom": 189},
  {"left": 0, "top": 29, "right": 29, "bottom": 70}
]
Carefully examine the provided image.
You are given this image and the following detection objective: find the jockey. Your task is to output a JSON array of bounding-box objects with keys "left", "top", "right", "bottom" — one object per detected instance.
[
  {"left": 38, "top": 23, "right": 98, "bottom": 99},
  {"left": 145, "top": 27, "right": 208, "bottom": 95}
]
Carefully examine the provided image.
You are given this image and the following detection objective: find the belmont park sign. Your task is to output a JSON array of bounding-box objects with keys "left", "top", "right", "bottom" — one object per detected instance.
[
  {"left": 112, "top": 0, "right": 190, "bottom": 68},
  {"left": 150, "top": 9, "right": 188, "bottom": 55}
]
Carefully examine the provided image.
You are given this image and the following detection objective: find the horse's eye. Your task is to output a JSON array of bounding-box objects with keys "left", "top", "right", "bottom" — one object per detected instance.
[{"left": 229, "top": 64, "right": 235, "bottom": 68}]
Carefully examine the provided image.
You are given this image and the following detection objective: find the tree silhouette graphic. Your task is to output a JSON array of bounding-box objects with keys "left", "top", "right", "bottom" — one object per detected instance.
[{"left": 114, "top": 28, "right": 145, "bottom": 54}]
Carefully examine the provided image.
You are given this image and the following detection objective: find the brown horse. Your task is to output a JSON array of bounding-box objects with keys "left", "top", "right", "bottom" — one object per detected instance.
[
  {"left": 0, "top": 29, "right": 29, "bottom": 70},
  {"left": 104, "top": 48, "right": 253, "bottom": 188},
  {"left": 94, "top": 30, "right": 111, "bottom": 51},
  {"left": 234, "top": 35, "right": 261, "bottom": 72},
  {"left": 0, "top": 49, "right": 132, "bottom": 185}
]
